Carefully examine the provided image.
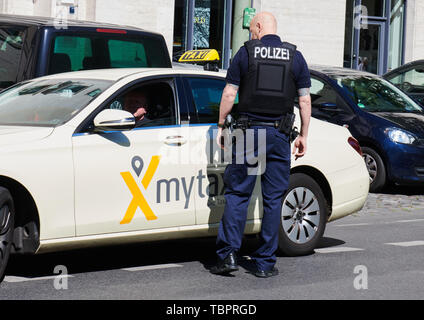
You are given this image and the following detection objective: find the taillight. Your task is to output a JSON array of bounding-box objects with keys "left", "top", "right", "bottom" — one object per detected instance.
[
  {"left": 96, "top": 28, "right": 127, "bottom": 34},
  {"left": 348, "top": 137, "right": 363, "bottom": 156}
]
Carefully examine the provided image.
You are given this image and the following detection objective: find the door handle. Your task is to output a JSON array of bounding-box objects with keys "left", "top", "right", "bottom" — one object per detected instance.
[{"left": 164, "top": 136, "right": 187, "bottom": 146}]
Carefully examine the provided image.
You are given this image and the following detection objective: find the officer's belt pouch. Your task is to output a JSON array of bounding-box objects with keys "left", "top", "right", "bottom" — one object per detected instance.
[{"left": 278, "top": 113, "right": 296, "bottom": 135}]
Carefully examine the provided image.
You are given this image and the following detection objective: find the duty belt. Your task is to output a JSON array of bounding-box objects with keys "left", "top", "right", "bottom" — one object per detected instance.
[
  {"left": 226, "top": 113, "right": 299, "bottom": 142},
  {"left": 248, "top": 120, "right": 280, "bottom": 128}
]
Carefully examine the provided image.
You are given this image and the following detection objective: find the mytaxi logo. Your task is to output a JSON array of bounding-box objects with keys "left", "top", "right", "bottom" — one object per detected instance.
[
  {"left": 120, "top": 155, "right": 161, "bottom": 224},
  {"left": 120, "top": 155, "right": 227, "bottom": 225}
]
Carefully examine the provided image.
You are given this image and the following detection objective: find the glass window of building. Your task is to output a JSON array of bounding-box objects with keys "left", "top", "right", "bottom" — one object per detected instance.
[
  {"left": 193, "top": 0, "right": 225, "bottom": 66},
  {"left": 361, "top": 0, "right": 385, "bottom": 17},
  {"left": 173, "top": 0, "right": 189, "bottom": 61},
  {"left": 173, "top": 0, "right": 228, "bottom": 68},
  {"left": 388, "top": 0, "right": 405, "bottom": 71},
  {"left": 343, "top": 0, "right": 355, "bottom": 69},
  {"left": 343, "top": 0, "right": 405, "bottom": 74}
]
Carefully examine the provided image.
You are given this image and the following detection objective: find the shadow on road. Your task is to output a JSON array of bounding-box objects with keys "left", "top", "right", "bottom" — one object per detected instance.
[
  {"left": 5, "top": 235, "right": 349, "bottom": 279},
  {"left": 315, "top": 237, "right": 346, "bottom": 249},
  {"left": 5, "top": 236, "right": 259, "bottom": 279}
]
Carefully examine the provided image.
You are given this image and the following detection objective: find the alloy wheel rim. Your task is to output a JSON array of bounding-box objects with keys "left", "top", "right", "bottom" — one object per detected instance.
[
  {"left": 281, "top": 187, "right": 320, "bottom": 244},
  {"left": 363, "top": 153, "right": 378, "bottom": 183}
]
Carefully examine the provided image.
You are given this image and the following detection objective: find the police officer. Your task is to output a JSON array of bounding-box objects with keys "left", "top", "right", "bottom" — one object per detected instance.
[{"left": 211, "top": 12, "right": 312, "bottom": 278}]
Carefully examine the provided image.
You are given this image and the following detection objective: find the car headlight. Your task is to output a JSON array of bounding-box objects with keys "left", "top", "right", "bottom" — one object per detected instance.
[{"left": 385, "top": 128, "right": 416, "bottom": 145}]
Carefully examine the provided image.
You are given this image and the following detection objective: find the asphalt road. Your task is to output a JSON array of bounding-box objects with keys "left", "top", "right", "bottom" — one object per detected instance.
[{"left": 0, "top": 186, "right": 423, "bottom": 301}]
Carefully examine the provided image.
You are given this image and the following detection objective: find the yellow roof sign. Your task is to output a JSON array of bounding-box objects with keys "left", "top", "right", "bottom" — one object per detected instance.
[{"left": 179, "top": 49, "right": 220, "bottom": 63}]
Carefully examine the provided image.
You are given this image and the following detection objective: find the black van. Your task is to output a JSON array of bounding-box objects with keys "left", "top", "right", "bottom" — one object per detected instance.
[{"left": 0, "top": 14, "right": 171, "bottom": 89}]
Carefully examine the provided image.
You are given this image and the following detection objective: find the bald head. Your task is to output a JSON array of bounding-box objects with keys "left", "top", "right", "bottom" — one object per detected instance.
[{"left": 250, "top": 12, "right": 277, "bottom": 40}]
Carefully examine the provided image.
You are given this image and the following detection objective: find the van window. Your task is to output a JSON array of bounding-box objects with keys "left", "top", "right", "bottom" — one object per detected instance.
[
  {"left": 48, "top": 33, "right": 170, "bottom": 75},
  {"left": 108, "top": 40, "right": 148, "bottom": 68},
  {"left": 0, "top": 26, "right": 26, "bottom": 88}
]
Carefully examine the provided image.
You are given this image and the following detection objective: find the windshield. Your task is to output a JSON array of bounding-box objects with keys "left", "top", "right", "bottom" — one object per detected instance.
[
  {"left": 0, "top": 79, "right": 112, "bottom": 127},
  {"left": 0, "top": 26, "right": 26, "bottom": 89},
  {"left": 334, "top": 75, "right": 423, "bottom": 113}
]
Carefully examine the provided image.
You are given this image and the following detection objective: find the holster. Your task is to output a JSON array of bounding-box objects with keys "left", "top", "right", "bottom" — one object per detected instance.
[
  {"left": 234, "top": 115, "right": 250, "bottom": 132},
  {"left": 278, "top": 113, "right": 296, "bottom": 136}
]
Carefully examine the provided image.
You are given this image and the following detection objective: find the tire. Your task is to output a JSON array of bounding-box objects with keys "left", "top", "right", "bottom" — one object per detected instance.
[
  {"left": 0, "top": 187, "right": 15, "bottom": 283},
  {"left": 361, "top": 147, "right": 386, "bottom": 193},
  {"left": 278, "top": 173, "right": 328, "bottom": 256}
]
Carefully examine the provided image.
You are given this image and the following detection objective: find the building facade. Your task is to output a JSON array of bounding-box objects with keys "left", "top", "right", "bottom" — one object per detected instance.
[{"left": 1, "top": 0, "right": 423, "bottom": 74}]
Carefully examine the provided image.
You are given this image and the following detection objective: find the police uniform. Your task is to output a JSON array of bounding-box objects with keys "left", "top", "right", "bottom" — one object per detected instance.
[{"left": 214, "top": 34, "right": 311, "bottom": 275}]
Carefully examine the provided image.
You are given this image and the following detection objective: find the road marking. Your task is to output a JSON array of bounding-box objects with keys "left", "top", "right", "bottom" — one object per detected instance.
[
  {"left": 122, "top": 264, "right": 183, "bottom": 272},
  {"left": 335, "top": 219, "right": 424, "bottom": 228},
  {"left": 4, "top": 275, "right": 73, "bottom": 283},
  {"left": 315, "top": 247, "right": 364, "bottom": 254},
  {"left": 335, "top": 223, "right": 371, "bottom": 227},
  {"left": 390, "top": 219, "right": 424, "bottom": 224},
  {"left": 385, "top": 241, "right": 424, "bottom": 247}
]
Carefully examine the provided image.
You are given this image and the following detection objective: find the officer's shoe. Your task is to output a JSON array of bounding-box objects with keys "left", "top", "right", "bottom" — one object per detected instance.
[
  {"left": 252, "top": 267, "right": 279, "bottom": 278},
  {"left": 210, "top": 252, "right": 239, "bottom": 275}
]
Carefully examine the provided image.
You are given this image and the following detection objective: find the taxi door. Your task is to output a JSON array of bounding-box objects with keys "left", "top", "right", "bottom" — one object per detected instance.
[
  {"left": 72, "top": 78, "right": 196, "bottom": 236},
  {"left": 179, "top": 76, "right": 262, "bottom": 228}
]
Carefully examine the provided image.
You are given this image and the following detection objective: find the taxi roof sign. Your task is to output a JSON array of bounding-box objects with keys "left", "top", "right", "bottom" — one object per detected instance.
[{"left": 179, "top": 49, "right": 220, "bottom": 63}]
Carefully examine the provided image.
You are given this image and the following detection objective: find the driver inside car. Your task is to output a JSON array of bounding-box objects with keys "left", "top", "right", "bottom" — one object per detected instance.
[{"left": 123, "top": 89, "right": 152, "bottom": 127}]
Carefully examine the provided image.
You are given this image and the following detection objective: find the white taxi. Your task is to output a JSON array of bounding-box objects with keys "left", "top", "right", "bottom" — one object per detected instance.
[{"left": 0, "top": 66, "right": 369, "bottom": 281}]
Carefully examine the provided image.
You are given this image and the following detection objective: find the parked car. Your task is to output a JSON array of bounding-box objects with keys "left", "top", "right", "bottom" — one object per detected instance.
[
  {"left": 0, "top": 67, "right": 369, "bottom": 281},
  {"left": 308, "top": 65, "right": 424, "bottom": 192},
  {"left": 384, "top": 60, "right": 424, "bottom": 107},
  {"left": 0, "top": 14, "right": 171, "bottom": 90}
]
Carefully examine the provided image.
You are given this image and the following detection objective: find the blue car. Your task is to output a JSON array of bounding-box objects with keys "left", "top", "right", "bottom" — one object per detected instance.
[{"left": 308, "top": 66, "right": 424, "bottom": 192}]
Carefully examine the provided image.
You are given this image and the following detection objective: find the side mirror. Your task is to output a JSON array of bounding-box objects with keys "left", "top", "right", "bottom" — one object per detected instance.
[{"left": 93, "top": 109, "right": 135, "bottom": 132}]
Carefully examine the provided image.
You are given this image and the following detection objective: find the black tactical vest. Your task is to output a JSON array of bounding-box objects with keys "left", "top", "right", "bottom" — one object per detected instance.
[{"left": 238, "top": 39, "right": 297, "bottom": 116}]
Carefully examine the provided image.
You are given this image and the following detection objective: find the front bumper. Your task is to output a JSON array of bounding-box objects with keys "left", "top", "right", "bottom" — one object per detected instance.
[{"left": 385, "top": 141, "right": 424, "bottom": 185}]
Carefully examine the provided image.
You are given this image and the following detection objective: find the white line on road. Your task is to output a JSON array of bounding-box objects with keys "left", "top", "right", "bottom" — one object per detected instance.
[
  {"left": 122, "top": 264, "right": 183, "bottom": 272},
  {"left": 315, "top": 247, "right": 364, "bottom": 254},
  {"left": 334, "top": 219, "right": 424, "bottom": 228},
  {"left": 385, "top": 241, "right": 424, "bottom": 247},
  {"left": 389, "top": 219, "right": 424, "bottom": 224},
  {"left": 4, "top": 275, "right": 73, "bottom": 283},
  {"left": 334, "top": 223, "right": 371, "bottom": 227}
]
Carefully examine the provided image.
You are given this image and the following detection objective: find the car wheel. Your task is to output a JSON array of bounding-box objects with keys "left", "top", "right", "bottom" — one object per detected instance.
[
  {"left": 278, "top": 173, "right": 328, "bottom": 256},
  {"left": 0, "top": 187, "right": 15, "bottom": 283},
  {"left": 361, "top": 147, "right": 386, "bottom": 193}
]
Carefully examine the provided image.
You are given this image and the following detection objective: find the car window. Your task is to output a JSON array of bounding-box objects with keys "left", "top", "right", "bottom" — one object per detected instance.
[
  {"left": 0, "top": 26, "right": 26, "bottom": 88},
  {"left": 185, "top": 77, "right": 225, "bottom": 124},
  {"left": 335, "top": 75, "right": 423, "bottom": 113},
  {"left": 107, "top": 81, "right": 177, "bottom": 129},
  {"left": 48, "top": 33, "right": 170, "bottom": 75},
  {"left": 310, "top": 77, "right": 338, "bottom": 106},
  {"left": 388, "top": 67, "right": 424, "bottom": 94},
  {"left": 0, "top": 79, "right": 112, "bottom": 127}
]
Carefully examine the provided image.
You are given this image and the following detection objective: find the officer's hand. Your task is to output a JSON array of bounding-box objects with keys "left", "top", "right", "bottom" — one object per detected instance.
[
  {"left": 216, "top": 127, "right": 225, "bottom": 150},
  {"left": 292, "top": 135, "right": 307, "bottom": 160}
]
